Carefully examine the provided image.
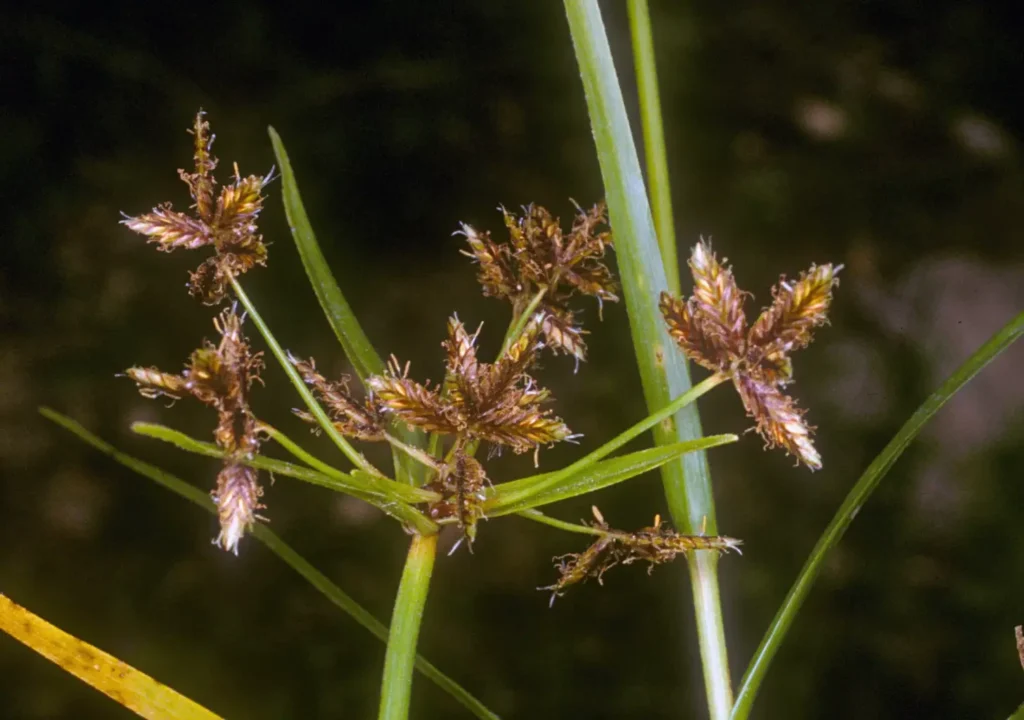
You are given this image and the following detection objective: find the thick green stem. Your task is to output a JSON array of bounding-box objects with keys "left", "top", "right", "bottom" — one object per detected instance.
[
  {"left": 379, "top": 533, "right": 439, "bottom": 720},
  {"left": 564, "top": 3, "right": 732, "bottom": 716},
  {"left": 627, "top": 0, "right": 680, "bottom": 295}
]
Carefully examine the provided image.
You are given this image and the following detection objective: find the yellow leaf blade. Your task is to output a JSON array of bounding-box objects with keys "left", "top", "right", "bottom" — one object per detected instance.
[{"left": 0, "top": 594, "right": 222, "bottom": 720}]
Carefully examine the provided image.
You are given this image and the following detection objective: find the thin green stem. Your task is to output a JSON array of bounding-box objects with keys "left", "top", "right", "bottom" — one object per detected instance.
[
  {"left": 258, "top": 422, "right": 355, "bottom": 479},
  {"left": 564, "top": 3, "right": 732, "bottom": 717},
  {"left": 495, "top": 373, "right": 725, "bottom": 509},
  {"left": 379, "top": 533, "right": 439, "bottom": 720},
  {"left": 501, "top": 286, "right": 548, "bottom": 354},
  {"left": 627, "top": 0, "right": 680, "bottom": 295},
  {"left": 731, "top": 310, "right": 1024, "bottom": 719},
  {"left": 42, "top": 408, "right": 497, "bottom": 720},
  {"left": 515, "top": 508, "right": 607, "bottom": 537},
  {"left": 230, "top": 277, "right": 383, "bottom": 478}
]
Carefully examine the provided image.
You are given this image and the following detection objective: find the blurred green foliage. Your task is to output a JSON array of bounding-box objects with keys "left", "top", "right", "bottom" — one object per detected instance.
[{"left": 1, "top": 2, "right": 1022, "bottom": 718}]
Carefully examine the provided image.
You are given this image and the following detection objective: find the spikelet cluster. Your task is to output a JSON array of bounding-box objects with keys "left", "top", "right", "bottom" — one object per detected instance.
[
  {"left": 541, "top": 507, "right": 742, "bottom": 605},
  {"left": 660, "top": 240, "right": 840, "bottom": 469},
  {"left": 460, "top": 202, "right": 617, "bottom": 366},
  {"left": 366, "top": 313, "right": 575, "bottom": 541},
  {"left": 368, "top": 314, "right": 573, "bottom": 453},
  {"left": 125, "top": 308, "right": 266, "bottom": 553},
  {"left": 121, "top": 111, "right": 271, "bottom": 304}
]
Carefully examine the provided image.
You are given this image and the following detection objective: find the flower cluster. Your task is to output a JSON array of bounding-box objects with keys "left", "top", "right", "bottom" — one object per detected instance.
[
  {"left": 542, "top": 507, "right": 742, "bottom": 605},
  {"left": 122, "top": 111, "right": 271, "bottom": 304},
  {"left": 125, "top": 308, "right": 266, "bottom": 553},
  {"left": 461, "top": 202, "right": 617, "bottom": 366},
  {"left": 660, "top": 241, "right": 840, "bottom": 469},
  {"left": 366, "top": 313, "right": 576, "bottom": 541}
]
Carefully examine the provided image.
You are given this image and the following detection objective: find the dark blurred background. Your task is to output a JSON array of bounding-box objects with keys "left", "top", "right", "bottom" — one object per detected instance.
[{"left": 2, "top": 1, "right": 1023, "bottom": 718}]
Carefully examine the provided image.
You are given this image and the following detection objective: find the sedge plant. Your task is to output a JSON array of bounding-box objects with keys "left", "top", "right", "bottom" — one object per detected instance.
[{"left": 5, "top": 2, "right": 1022, "bottom": 719}]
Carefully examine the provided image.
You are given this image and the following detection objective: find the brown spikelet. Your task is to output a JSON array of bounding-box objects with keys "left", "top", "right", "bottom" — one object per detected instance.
[
  {"left": 212, "top": 463, "right": 263, "bottom": 555},
  {"left": 688, "top": 240, "right": 747, "bottom": 351},
  {"left": 540, "top": 507, "right": 741, "bottom": 605},
  {"left": 368, "top": 374, "right": 461, "bottom": 435},
  {"left": 122, "top": 205, "right": 213, "bottom": 251},
  {"left": 424, "top": 446, "right": 489, "bottom": 546},
  {"left": 290, "top": 355, "right": 386, "bottom": 441},
  {"left": 659, "top": 292, "right": 729, "bottom": 372},
  {"left": 471, "top": 404, "right": 573, "bottom": 453},
  {"left": 123, "top": 367, "right": 189, "bottom": 400},
  {"left": 540, "top": 309, "right": 588, "bottom": 365},
  {"left": 216, "top": 173, "right": 267, "bottom": 234},
  {"left": 480, "top": 312, "right": 544, "bottom": 405},
  {"left": 442, "top": 316, "right": 482, "bottom": 406},
  {"left": 540, "top": 507, "right": 618, "bottom": 606},
  {"left": 619, "top": 514, "right": 743, "bottom": 572},
  {"left": 748, "top": 263, "right": 841, "bottom": 361},
  {"left": 460, "top": 224, "right": 514, "bottom": 299},
  {"left": 733, "top": 374, "right": 821, "bottom": 470},
  {"left": 660, "top": 239, "right": 838, "bottom": 470},
  {"left": 181, "top": 110, "right": 218, "bottom": 221}
]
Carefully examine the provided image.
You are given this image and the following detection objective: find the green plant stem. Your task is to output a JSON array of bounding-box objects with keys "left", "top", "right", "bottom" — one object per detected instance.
[
  {"left": 230, "top": 277, "right": 382, "bottom": 478},
  {"left": 379, "top": 533, "right": 439, "bottom": 720},
  {"left": 563, "top": 3, "right": 732, "bottom": 717},
  {"left": 627, "top": 0, "right": 679, "bottom": 295},
  {"left": 501, "top": 286, "right": 548, "bottom": 353},
  {"left": 516, "top": 508, "right": 607, "bottom": 537},
  {"left": 40, "top": 408, "right": 498, "bottom": 720},
  {"left": 731, "top": 310, "right": 1024, "bottom": 720}
]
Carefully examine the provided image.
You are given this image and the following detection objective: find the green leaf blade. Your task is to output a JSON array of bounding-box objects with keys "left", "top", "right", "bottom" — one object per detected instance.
[
  {"left": 730, "top": 310, "right": 1024, "bottom": 720},
  {"left": 266, "top": 127, "right": 426, "bottom": 484},
  {"left": 268, "top": 126, "right": 384, "bottom": 381},
  {"left": 489, "top": 435, "right": 737, "bottom": 516}
]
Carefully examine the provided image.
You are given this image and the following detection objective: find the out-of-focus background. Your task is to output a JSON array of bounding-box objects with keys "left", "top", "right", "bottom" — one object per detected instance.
[{"left": 2, "top": 2, "right": 1023, "bottom": 718}]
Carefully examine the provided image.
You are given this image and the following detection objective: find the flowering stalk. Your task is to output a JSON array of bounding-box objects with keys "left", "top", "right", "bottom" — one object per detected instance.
[
  {"left": 564, "top": 6, "right": 734, "bottom": 718},
  {"left": 378, "top": 533, "right": 438, "bottom": 720}
]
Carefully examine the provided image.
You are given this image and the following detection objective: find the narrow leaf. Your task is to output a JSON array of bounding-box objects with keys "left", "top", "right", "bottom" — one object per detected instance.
[
  {"left": 40, "top": 408, "right": 500, "bottom": 720},
  {"left": 266, "top": 127, "right": 425, "bottom": 484},
  {"left": 1, "top": 593, "right": 223, "bottom": 720},
  {"left": 489, "top": 435, "right": 737, "bottom": 516},
  {"left": 731, "top": 310, "right": 1024, "bottom": 720},
  {"left": 268, "top": 126, "right": 384, "bottom": 381}
]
